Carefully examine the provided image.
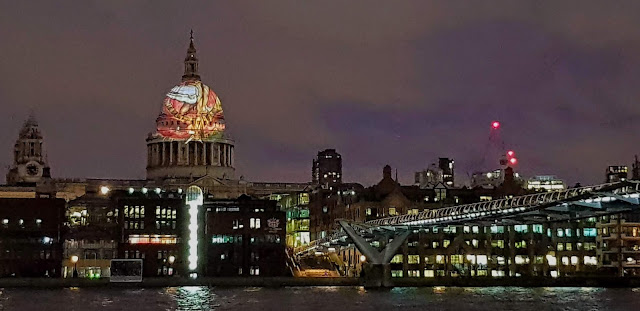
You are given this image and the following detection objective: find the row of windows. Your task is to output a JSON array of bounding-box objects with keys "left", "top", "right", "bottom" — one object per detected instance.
[
  {"left": 156, "top": 220, "right": 177, "bottom": 230},
  {"left": 0, "top": 249, "right": 56, "bottom": 260},
  {"left": 155, "top": 207, "right": 176, "bottom": 220},
  {"left": 415, "top": 225, "right": 598, "bottom": 236},
  {"left": 124, "top": 250, "right": 145, "bottom": 259},
  {"left": 231, "top": 218, "right": 263, "bottom": 230},
  {"left": 211, "top": 234, "right": 282, "bottom": 244},
  {"left": 212, "top": 235, "right": 243, "bottom": 244},
  {"left": 124, "top": 221, "right": 145, "bottom": 230},
  {"left": 389, "top": 254, "right": 599, "bottom": 266},
  {"left": 124, "top": 206, "right": 145, "bottom": 219},
  {"left": 1, "top": 218, "right": 43, "bottom": 228}
]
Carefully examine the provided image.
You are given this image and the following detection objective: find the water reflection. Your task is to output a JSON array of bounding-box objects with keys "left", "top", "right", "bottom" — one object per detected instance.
[
  {"left": 0, "top": 286, "right": 639, "bottom": 311},
  {"left": 173, "top": 286, "right": 219, "bottom": 311}
]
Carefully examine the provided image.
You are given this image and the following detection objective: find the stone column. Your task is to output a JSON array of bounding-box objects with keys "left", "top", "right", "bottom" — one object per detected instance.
[
  {"left": 184, "top": 142, "right": 188, "bottom": 165},
  {"left": 147, "top": 145, "right": 151, "bottom": 167},
  {"left": 152, "top": 144, "right": 158, "bottom": 167},
  {"left": 169, "top": 141, "right": 174, "bottom": 166},
  {"left": 194, "top": 142, "right": 199, "bottom": 166},
  {"left": 209, "top": 143, "right": 215, "bottom": 166},
  {"left": 230, "top": 146, "right": 234, "bottom": 167},
  {"left": 201, "top": 143, "right": 206, "bottom": 165},
  {"left": 221, "top": 144, "right": 226, "bottom": 166},
  {"left": 161, "top": 142, "right": 165, "bottom": 166}
]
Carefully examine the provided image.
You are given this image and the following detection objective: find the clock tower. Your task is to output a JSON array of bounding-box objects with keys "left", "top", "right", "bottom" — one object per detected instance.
[{"left": 6, "top": 114, "right": 51, "bottom": 185}]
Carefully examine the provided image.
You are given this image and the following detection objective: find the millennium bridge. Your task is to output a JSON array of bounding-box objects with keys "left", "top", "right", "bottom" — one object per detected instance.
[{"left": 293, "top": 181, "right": 640, "bottom": 287}]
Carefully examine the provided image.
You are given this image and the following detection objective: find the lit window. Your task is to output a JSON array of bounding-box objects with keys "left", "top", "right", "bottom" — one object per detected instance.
[
  {"left": 571, "top": 256, "right": 579, "bottom": 265},
  {"left": 584, "top": 256, "right": 597, "bottom": 265},
  {"left": 583, "top": 228, "right": 597, "bottom": 237},
  {"left": 250, "top": 266, "right": 260, "bottom": 276},
  {"left": 514, "top": 225, "right": 528, "bottom": 233},
  {"left": 250, "top": 218, "right": 261, "bottom": 229}
]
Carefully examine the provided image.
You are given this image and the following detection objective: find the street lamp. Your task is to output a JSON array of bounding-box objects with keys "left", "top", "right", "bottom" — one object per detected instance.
[
  {"left": 168, "top": 255, "right": 176, "bottom": 264},
  {"left": 71, "top": 255, "right": 79, "bottom": 278}
]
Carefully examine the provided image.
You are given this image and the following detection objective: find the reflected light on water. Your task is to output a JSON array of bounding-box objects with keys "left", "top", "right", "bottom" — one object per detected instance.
[
  {"left": 433, "top": 286, "right": 446, "bottom": 294},
  {"left": 173, "top": 286, "right": 218, "bottom": 311}
]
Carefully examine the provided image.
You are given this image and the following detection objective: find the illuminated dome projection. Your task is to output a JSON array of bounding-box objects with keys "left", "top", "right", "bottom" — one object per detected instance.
[
  {"left": 146, "top": 31, "right": 235, "bottom": 182},
  {"left": 156, "top": 80, "right": 225, "bottom": 141}
]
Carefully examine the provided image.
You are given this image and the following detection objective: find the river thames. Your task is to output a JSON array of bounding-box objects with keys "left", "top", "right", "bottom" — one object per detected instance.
[{"left": 1, "top": 286, "right": 639, "bottom": 310}]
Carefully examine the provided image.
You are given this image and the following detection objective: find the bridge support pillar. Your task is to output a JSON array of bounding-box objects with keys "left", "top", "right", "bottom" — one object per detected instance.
[
  {"left": 362, "top": 263, "right": 393, "bottom": 288},
  {"left": 338, "top": 220, "right": 410, "bottom": 288}
]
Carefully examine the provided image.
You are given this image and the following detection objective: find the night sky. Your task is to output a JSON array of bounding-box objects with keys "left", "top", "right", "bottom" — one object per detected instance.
[{"left": 2, "top": 1, "right": 640, "bottom": 187}]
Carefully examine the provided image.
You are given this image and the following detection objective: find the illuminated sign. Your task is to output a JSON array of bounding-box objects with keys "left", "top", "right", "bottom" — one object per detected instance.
[
  {"left": 128, "top": 234, "right": 178, "bottom": 244},
  {"left": 267, "top": 218, "right": 282, "bottom": 233},
  {"left": 156, "top": 80, "right": 225, "bottom": 141}
]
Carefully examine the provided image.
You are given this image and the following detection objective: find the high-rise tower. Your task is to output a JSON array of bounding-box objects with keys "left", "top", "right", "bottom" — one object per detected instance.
[
  {"left": 312, "top": 149, "right": 342, "bottom": 189},
  {"left": 146, "top": 32, "right": 235, "bottom": 182},
  {"left": 6, "top": 114, "right": 51, "bottom": 184}
]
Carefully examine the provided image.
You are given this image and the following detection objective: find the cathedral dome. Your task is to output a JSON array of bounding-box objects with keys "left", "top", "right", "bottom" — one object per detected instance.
[
  {"left": 156, "top": 80, "right": 225, "bottom": 140},
  {"left": 154, "top": 31, "right": 226, "bottom": 141}
]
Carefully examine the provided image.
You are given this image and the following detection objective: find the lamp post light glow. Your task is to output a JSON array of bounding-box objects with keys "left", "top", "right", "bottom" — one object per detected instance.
[
  {"left": 100, "top": 186, "right": 110, "bottom": 195},
  {"left": 71, "top": 255, "right": 79, "bottom": 278},
  {"left": 185, "top": 186, "right": 203, "bottom": 275}
]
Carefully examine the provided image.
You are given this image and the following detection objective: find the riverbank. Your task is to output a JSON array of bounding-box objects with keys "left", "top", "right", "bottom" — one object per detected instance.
[{"left": 2, "top": 276, "right": 640, "bottom": 288}]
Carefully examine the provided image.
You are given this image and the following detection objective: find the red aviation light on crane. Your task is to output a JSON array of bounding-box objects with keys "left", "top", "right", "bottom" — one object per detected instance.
[
  {"left": 509, "top": 157, "right": 517, "bottom": 165},
  {"left": 491, "top": 121, "right": 500, "bottom": 129},
  {"left": 507, "top": 150, "right": 515, "bottom": 157}
]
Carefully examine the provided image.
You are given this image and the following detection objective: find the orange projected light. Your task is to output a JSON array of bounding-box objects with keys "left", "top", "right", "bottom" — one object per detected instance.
[{"left": 156, "top": 80, "right": 225, "bottom": 141}]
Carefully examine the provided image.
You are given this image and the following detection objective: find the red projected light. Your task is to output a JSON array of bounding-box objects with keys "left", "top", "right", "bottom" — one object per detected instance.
[
  {"left": 509, "top": 158, "right": 517, "bottom": 165},
  {"left": 491, "top": 121, "right": 500, "bottom": 129},
  {"left": 507, "top": 150, "right": 515, "bottom": 157}
]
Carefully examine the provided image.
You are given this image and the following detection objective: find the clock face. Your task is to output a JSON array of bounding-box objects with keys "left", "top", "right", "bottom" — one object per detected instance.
[{"left": 26, "top": 163, "right": 40, "bottom": 176}]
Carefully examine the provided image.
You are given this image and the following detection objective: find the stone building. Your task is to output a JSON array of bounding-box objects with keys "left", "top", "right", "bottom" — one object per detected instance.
[{"left": 6, "top": 115, "right": 52, "bottom": 186}]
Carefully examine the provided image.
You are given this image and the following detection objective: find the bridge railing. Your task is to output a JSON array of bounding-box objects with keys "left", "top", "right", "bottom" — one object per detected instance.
[
  {"left": 294, "top": 181, "right": 640, "bottom": 255},
  {"left": 366, "top": 182, "right": 638, "bottom": 226},
  {"left": 293, "top": 230, "right": 346, "bottom": 256}
]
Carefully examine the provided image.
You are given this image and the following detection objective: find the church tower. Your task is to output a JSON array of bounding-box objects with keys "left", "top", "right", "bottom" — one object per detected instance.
[
  {"left": 6, "top": 114, "right": 51, "bottom": 185},
  {"left": 146, "top": 32, "right": 235, "bottom": 183}
]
